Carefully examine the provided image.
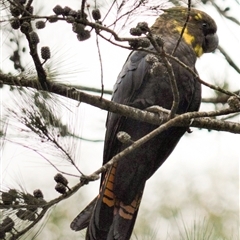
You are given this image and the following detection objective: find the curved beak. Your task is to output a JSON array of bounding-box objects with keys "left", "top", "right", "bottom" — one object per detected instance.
[{"left": 203, "top": 33, "right": 219, "bottom": 53}]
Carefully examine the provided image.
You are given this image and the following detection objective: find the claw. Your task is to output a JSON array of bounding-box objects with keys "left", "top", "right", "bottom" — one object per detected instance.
[{"left": 145, "top": 105, "right": 170, "bottom": 122}]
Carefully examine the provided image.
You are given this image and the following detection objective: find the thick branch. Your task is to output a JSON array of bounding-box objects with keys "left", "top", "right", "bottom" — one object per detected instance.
[
  {"left": 1, "top": 73, "right": 240, "bottom": 133},
  {"left": 48, "top": 85, "right": 240, "bottom": 105}
]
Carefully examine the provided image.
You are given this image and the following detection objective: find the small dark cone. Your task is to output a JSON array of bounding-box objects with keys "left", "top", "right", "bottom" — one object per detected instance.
[
  {"left": 72, "top": 22, "right": 85, "bottom": 34},
  {"left": 41, "top": 46, "right": 51, "bottom": 60},
  {"left": 48, "top": 15, "right": 58, "bottom": 23},
  {"left": 92, "top": 9, "right": 101, "bottom": 21},
  {"left": 29, "top": 31, "right": 40, "bottom": 45},
  {"left": 130, "top": 27, "right": 142, "bottom": 36},
  {"left": 10, "top": 5, "right": 21, "bottom": 17},
  {"left": 20, "top": 22, "right": 30, "bottom": 33},
  {"left": 63, "top": 6, "right": 72, "bottom": 16},
  {"left": 35, "top": 20, "right": 46, "bottom": 29},
  {"left": 33, "top": 189, "right": 44, "bottom": 199},
  {"left": 53, "top": 5, "right": 64, "bottom": 15},
  {"left": 77, "top": 30, "right": 90, "bottom": 41},
  {"left": 54, "top": 173, "right": 68, "bottom": 186},
  {"left": 55, "top": 183, "right": 67, "bottom": 194}
]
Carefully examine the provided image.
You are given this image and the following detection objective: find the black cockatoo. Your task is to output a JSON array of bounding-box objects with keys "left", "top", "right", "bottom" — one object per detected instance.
[{"left": 71, "top": 6, "right": 218, "bottom": 240}]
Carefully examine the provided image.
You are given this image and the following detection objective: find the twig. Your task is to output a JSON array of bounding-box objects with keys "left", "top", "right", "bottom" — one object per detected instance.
[
  {"left": 107, "top": 0, "right": 143, "bottom": 29},
  {"left": 95, "top": 34, "right": 104, "bottom": 99},
  {"left": 23, "top": 32, "right": 48, "bottom": 90},
  {"left": 171, "top": 1, "right": 191, "bottom": 55},
  {"left": 83, "top": 102, "right": 240, "bottom": 181},
  {"left": 9, "top": 13, "right": 237, "bottom": 99},
  {"left": 81, "top": 0, "right": 87, "bottom": 20},
  {"left": 86, "top": 116, "right": 181, "bottom": 180},
  {"left": 6, "top": 103, "right": 83, "bottom": 174},
  {"left": 209, "top": 0, "right": 240, "bottom": 25},
  {"left": 218, "top": 45, "right": 240, "bottom": 74},
  {"left": 26, "top": 0, "right": 33, "bottom": 10},
  {"left": 166, "top": 53, "right": 240, "bottom": 99},
  {"left": 64, "top": 83, "right": 112, "bottom": 95},
  {"left": 5, "top": 140, "right": 80, "bottom": 178},
  {"left": 147, "top": 30, "right": 180, "bottom": 119},
  {"left": 101, "top": 0, "right": 116, "bottom": 23},
  {"left": 202, "top": 96, "right": 229, "bottom": 103},
  {"left": 161, "top": 49, "right": 179, "bottom": 119},
  {"left": 6, "top": 14, "right": 148, "bottom": 43},
  {"left": 1, "top": 102, "right": 240, "bottom": 238},
  {"left": 98, "top": 32, "right": 134, "bottom": 50},
  {"left": 3, "top": 179, "right": 86, "bottom": 239}
]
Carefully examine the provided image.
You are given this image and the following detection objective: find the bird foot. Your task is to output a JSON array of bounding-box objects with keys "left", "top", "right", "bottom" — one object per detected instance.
[{"left": 145, "top": 105, "right": 170, "bottom": 121}]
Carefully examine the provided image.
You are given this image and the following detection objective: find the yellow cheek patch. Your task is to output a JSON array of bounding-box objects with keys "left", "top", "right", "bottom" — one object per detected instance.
[
  {"left": 194, "top": 44, "right": 203, "bottom": 57},
  {"left": 194, "top": 13, "right": 202, "bottom": 20},
  {"left": 175, "top": 26, "right": 195, "bottom": 45},
  {"left": 175, "top": 26, "right": 203, "bottom": 57}
]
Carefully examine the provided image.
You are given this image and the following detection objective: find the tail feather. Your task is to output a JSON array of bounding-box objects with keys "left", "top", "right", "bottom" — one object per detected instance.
[
  {"left": 71, "top": 164, "right": 144, "bottom": 239},
  {"left": 70, "top": 197, "right": 97, "bottom": 231},
  {"left": 87, "top": 185, "right": 143, "bottom": 239},
  {"left": 86, "top": 166, "right": 143, "bottom": 240},
  {"left": 107, "top": 195, "right": 142, "bottom": 240}
]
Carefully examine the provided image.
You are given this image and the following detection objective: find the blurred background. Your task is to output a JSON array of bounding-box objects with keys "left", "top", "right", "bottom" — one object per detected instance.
[{"left": 1, "top": 0, "right": 239, "bottom": 239}]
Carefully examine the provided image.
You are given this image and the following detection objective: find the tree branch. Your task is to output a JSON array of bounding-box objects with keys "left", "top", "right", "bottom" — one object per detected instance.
[
  {"left": 1, "top": 73, "right": 240, "bottom": 133},
  {"left": 218, "top": 45, "right": 240, "bottom": 74},
  {"left": 209, "top": 0, "right": 240, "bottom": 26},
  {"left": 166, "top": 53, "right": 240, "bottom": 99}
]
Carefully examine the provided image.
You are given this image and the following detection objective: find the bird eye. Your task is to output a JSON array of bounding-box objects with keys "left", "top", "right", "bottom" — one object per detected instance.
[{"left": 202, "top": 22, "right": 207, "bottom": 28}]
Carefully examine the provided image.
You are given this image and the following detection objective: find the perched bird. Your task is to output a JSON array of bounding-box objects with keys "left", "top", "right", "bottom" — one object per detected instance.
[{"left": 71, "top": 7, "right": 218, "bottom": 240}]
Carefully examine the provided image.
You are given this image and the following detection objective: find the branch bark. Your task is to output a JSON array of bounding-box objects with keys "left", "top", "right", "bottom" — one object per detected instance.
[{"left": 1, "top": 73, "right": 240, "bottom": 133}]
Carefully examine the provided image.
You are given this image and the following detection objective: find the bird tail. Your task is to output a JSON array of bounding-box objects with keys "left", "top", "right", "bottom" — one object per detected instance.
[
  {"left": 71, "top": 163, "right": 144, "bottom": 240},
  {"left": 70, "top": 197, "right": 97, "bottom": 231}
]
